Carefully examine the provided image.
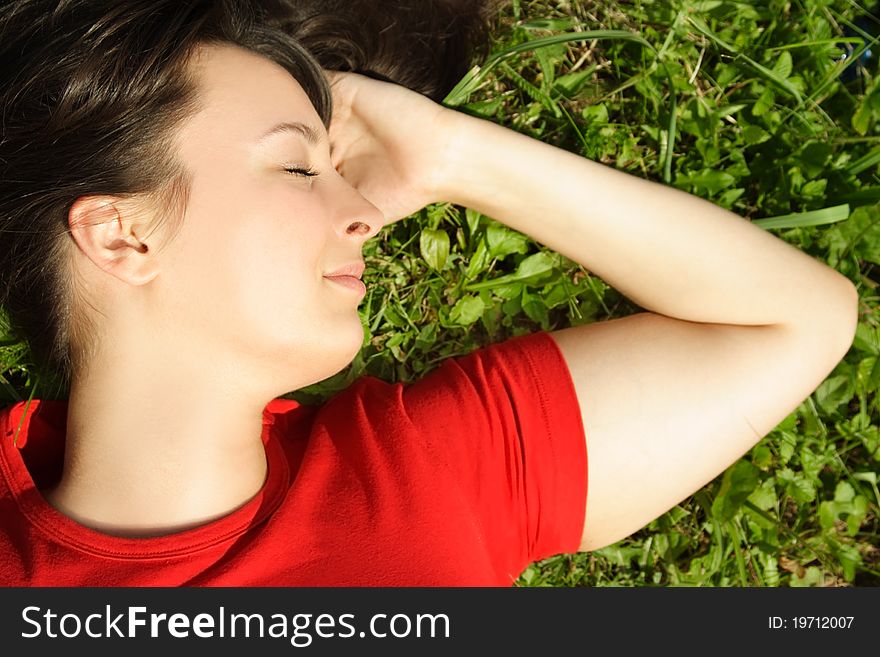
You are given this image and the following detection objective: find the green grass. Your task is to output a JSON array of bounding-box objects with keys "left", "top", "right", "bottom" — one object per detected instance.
[{"left": 2, "top": 0, "right": 879, "bottom": 586}]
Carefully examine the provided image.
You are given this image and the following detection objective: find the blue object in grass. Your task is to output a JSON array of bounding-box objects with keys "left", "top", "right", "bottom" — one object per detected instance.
[{"left": 839, "top": 5, "right": 879, "bottom": 83}]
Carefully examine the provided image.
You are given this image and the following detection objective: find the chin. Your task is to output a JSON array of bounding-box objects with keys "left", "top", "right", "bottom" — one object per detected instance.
[
  {"left": 335, "top": 321, "right": 366, "bottom": 367},
  {"left": 310, "top": 320, "right": 365, "bottom": 379}
]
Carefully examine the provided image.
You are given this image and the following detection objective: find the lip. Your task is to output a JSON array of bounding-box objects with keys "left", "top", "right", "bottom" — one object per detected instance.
[
  {"left": 323, "top": 261, "right": 366, "bottom": 296},
  {"left": 323, "top": 275, "right": 367, "bottom": 296},
  {"left": 324, "top": 262, "right": 365, "bottom": 279}
]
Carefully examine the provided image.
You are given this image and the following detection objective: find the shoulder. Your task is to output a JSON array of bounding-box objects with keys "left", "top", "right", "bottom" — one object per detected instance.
[{"left": 262, "top": 330, "right": 579, "bottom": 452}]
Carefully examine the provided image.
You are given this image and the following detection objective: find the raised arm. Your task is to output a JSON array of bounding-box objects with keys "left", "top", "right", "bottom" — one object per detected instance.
[
  {"left": 324, "top": 69, "right": 858, "bottom": 553},
  {"left": 433, "top": 112, "right": 858, "bottom": 551}
]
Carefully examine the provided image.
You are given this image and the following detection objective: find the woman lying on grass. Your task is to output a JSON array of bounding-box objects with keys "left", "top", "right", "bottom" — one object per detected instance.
[{"left": 0, "top": 0, "right": 858, "bottom": 586}]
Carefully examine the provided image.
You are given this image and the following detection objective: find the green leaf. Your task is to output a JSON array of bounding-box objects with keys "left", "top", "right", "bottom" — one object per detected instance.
[
  {"left": 541, "top": 281, "right": 572, "bottom": 309},
  {"left": 465, "top": 251, "right": 556, "bottom": 290},
  {"left": 501, "top": 295, "right": 521, "bottom": 316},
  {"left": 771, "top": 51, "right": 793, "bottom": 80},
  {"left": 465, "top": 208, "right": 483, "bottom": 241},
  {"left": 493, "top": 282, "right": 523, "bottom": 300},
  {"left": 834, "top": 481, "right": 855, "bottom": 503},
  {"left": 800, "top": 179, "right": 827, "bottom": 200},
  {"left": 752, "top": 87, "right": 774, "bottom": 117},
  {"left": 747, "top": 478, "right": 777, "bottom": 511},
  {"left": 790, "top": 566, "right": 824, "bottom": 587},
  {"left": 465, "top": 239, "right": 491, "bottom": 281},
  {"left": 813, "top": 374, "right": 854, "bottom": 415},
  {"left": 833, "top": 543, "right": 862, "bottom": 582},
  {"left": 521, "top": 288, "right": 550, "bottom": 328},
  {"left": 764, "top": 554, "right": 780, "bottom": 587},
  {"left": 485, "top": 223, "right": 529, "bottom": 260},
  {"left": 798, "top": 141, "right": 833, "bottom": 178},
  {"left": 414, "top": 322, "right": 437, "bottom": 350},
  {"left": 711, "top": 460, "right": 761, "bottom": 522},
  {"left": 853, "top": 471, "right": 878, "bottom": 486},
  {"left": 449, "top": 295, "right": 485, "bottom": 327},
  {"left": 852, "top": 95, "right": 873, "bottom": 136},
  {"left": 553, "top": 69, "right": 595, "bottom": 98},
  {"left": 717, "top": 188, "right": 746, "bottom": 208},
  {"left": 848, "top": 497, "right": 869, "bottom": 536},
  {"left": 742, "top": 123, "right": 771, "bottom": 145},
  {"left": 779, "top": 468, "right": 816, "bottom": 504},
  {"left": 419, "top": 228, "right": 450, "bottom": 271},
  {"left": 521, "top": 18, "right": 576, "bottom": 32},
  {"left": 513, "top": 251, "right": 556, "bottom": 280},
  {"left": 713, "top": 104, "right": 748, "bottom": 121},
  {"left": 460, "top": 96, "right": 504, "bottom": 119},
  {"left": 822, "top": 204, "right": 880, "bottom": 267},
  {"left": 819, "top": 500, "right": 838, "bottom": 530},
  {"left": 751, "top": 443, "right": 773, "bottom": 469},
  {"left": 582, "top": 103, "right": 609, "bottom": 124},
  {"left": 853, "top": 322, "right": 880, "bottom": 355},
  {"left": 535, "top": 42, "right": 557, "bottom": 91},
  {"left": 385, "top": 332, "right": 407, "bottom": 349},
  {"left": 675, "top": 169, "right": 736, "bottom": 195},
  {"left": 382, "top": 305, "right": 407, "bottom": 329}
]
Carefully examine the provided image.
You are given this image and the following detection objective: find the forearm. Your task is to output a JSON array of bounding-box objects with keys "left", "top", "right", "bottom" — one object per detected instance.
[{"left": 436, "top": 113, "right": 857, "bottom": 332}]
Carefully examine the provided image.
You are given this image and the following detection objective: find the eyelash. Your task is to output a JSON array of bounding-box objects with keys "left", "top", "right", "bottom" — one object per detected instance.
[{"left": 284, "top": 166, "right": 319, "bottom": 178}]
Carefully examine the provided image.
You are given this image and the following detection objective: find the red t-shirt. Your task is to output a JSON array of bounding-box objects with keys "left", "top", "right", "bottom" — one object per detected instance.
[{"left": 0, "top": 331, "right": 587, "bottom": 586}]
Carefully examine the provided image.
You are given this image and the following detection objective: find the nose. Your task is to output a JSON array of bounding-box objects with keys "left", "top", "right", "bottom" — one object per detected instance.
[
  {"left": 344, "top": 218, "right": 378, "bottom": 238},
  {"left": 334, "top": 178, "right": 384, "bottom": 242}
]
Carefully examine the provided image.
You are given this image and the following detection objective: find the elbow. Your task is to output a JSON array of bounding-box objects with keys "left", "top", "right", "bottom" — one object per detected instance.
[
  {"left": 832, "top": 277, "right": 859, "bottom": 355},
  {"left": 808, "top": 276, "right": 859, "bottom": 363},
  {"left": 779, "top": 275, "right": 859, "bottom": 365}
]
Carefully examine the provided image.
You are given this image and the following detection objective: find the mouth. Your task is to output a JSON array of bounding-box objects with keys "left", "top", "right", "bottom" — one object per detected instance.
[
  {"left": 323, "top": 274, "right": 367, "bottom": 296},
  {"left": 324, "top": 261, "right": 366, "bottom": 279}
]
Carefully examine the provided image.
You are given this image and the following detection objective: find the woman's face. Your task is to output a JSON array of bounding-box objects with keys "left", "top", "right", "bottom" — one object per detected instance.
[{"left": 155, "top": 44, "right": 383, "bottom": 390}]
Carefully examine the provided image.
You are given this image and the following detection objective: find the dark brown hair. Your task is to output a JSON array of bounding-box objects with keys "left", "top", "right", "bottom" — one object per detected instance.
[
  {"left": 0, "top": 0, "right": 502, "bottom": 396},
  {"left": 262, "top": 0, "right": 503, "bottom": 101}
]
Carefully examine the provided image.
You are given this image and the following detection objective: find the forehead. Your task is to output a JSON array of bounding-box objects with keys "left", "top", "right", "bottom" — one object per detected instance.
[{"left": 181, "top": 43, "right": 322, "bottom": 144}]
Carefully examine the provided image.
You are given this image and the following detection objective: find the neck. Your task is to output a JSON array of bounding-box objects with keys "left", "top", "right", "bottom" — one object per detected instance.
[{"left": 43, "top": 350, "right": 275, "bottom": 537}]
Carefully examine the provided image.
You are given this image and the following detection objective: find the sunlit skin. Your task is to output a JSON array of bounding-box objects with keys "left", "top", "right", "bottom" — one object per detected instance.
[
  {"left": 43, "top": 45, "right": 386, "bottom": 535},
  {"left": 41, "top": 40, "right": 857, "bottom": 549}
]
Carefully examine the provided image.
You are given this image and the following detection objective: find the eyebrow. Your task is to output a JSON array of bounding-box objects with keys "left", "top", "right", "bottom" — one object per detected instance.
[{"left": 256, "top": 121, "right": 324, "bottom": 147}]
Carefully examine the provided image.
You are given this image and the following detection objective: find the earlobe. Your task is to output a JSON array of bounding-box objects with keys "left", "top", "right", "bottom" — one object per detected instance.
[{"left": 68, "top": 196, "right": 159, "bottom": 286}]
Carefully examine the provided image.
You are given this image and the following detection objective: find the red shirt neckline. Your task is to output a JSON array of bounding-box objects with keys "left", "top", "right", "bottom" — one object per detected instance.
[{"left": 0, "top": 398, "right": 291, "bottom": 560}]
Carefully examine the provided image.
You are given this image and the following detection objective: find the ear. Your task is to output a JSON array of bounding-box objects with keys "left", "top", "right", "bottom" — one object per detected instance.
[{"left": 68, "top": 196, "right": 160, "bottom": 286}]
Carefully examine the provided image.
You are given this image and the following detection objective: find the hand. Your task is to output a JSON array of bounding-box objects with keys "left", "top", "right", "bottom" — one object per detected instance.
[{"left": 324, "top": 70, "right": 461, "bottom": 225}]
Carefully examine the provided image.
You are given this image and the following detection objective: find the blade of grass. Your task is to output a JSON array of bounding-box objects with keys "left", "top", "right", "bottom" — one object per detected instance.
[
  {"left": 444, "top": 29, "right": 679, "bottom": 183},
  {"left": 752, "top": 203, "right": 851, "bottom": 230},
  {"left": 11, "top": 371, "right": 39, "bottom": 448},
  {"left": 685, "top": 15, "right": 804, "bottom": 104},
  {"left": 726, "top": 519, "right": 751, "bottom": 586},
  {"left": 444, "top": 30, "right": 649, "bottom": 107},
  {"left": 765, "top": 37, "right": 865, "bottom": 51},
  {"left": 800, "top": 6, "right": 880, "bottom": 111},
  {"left": 846, "top": 146, "right": 880, "bottom": 175}
]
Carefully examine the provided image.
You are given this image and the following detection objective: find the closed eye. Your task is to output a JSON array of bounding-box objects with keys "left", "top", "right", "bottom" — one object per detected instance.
[{"left": 284, "top": 166, "right": 319, "bottom": 178}]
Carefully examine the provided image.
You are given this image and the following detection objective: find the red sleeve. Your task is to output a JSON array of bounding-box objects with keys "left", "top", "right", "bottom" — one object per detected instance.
[{"left": 401, "top": 330, "right": 587, "bottom": 575}]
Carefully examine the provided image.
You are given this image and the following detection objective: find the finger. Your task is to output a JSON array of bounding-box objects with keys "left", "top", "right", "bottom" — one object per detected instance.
[{"left": 328, "top": 138, "right": 343, "bottom": 171}]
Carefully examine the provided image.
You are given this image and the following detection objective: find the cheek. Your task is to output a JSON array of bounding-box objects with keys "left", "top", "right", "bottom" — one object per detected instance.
[
  {"left": 174, "top": 168, "right": 330, "bottom": 317},
  {"left": 236, "top": 204, "right": 328, "bottom": 312},
  {"left": 260, "top": 198, "right": 326, "bottom": 276}
]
